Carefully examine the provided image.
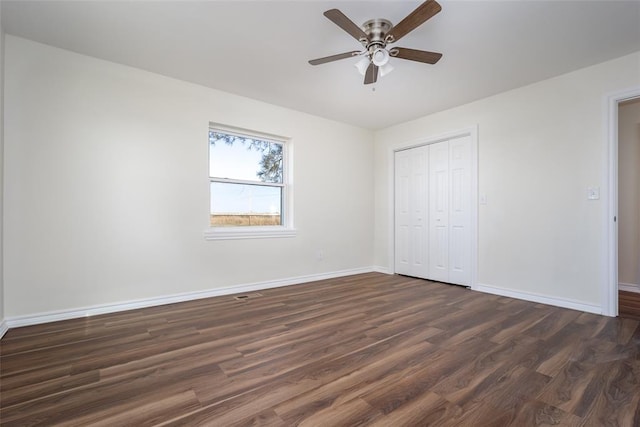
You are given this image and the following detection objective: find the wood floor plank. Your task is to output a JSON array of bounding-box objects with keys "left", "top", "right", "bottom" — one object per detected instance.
[
  {"left": 296, "top": 398, "right": 382, "bottom": 426},
  {"left": 190, "top": 327, "right": 434, "bottom": 424},
  {"left": 56, "top": 389, "right": 202, "bottom": 427},
  {"left": 1, "top": 362, "right": 220, "bottom": 425},
  {"left": 536, "top": 361, "right": 599, "bottom": 416},
  {"left": 431, "top": 335, "right": 539, "bottom": 401},
  {"left": 368, "top": 391, "right": 463, "bottom": 427},
  {"left": 506, "top": 400, "right": 582, "bottom": 427},
  {"left": 439, "top": 399, "right": 513, "bottom": 427},
  {"left": 1, "top": 370, "right": 100, "bottom": 408},
  {"left": 534, "top": 321, "right": 593, "bottom": 377},
  {"left": 228, "top": 409, "right": 288, "bottom": 427},
  {"left": 361, "top": 336, "right": 498, "bottom": 415},
  {"left": 2, "top": 273, "right": 639, "bottom": 425},
  {"left": 1, "top": 331, "right": 154, "bottom": 376},
  {"left": 273, "top": 340, "right": 437, "bottom": 424}
]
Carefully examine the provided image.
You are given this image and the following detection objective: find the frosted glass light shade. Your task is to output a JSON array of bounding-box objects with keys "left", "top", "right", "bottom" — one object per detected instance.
[
  {"left": 355, "top": 56, "right": 370, "bottom": 75},
  {"left": 379, "top": 63, "right": 394, "bottom": 77},
  {"left": 371, "top": 48, "right": 389, "bottom": 66}
]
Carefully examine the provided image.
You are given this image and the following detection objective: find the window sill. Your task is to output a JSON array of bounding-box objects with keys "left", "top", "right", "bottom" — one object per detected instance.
[{"left": 203, "top": 226, "right": 297, "bottom": 241}]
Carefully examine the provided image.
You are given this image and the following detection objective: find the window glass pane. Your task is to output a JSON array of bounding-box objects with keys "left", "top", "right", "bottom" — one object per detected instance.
[
  {"left": 210, "top": 182, "right": 282, "bottom": 227},
  {"left": 209, "top": 131, "right": 283, "bottom": 183}
]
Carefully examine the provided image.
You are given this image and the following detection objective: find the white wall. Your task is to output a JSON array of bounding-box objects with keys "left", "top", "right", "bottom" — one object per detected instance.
[
  {"left": 5, "top": 35, "right": 640, "bottom": 322},
  {"left": 374, "top": 51, "right": 640, "bottom": 309},
  {"left": 618, "top": 99, "right": 640, "bottom": 288},
  {"left": 4, "top": 36, "right": 374, "bottom": 318}
]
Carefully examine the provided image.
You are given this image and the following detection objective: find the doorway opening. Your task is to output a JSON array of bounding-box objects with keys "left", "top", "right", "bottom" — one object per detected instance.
[
  {"left": 605, "top": 87, "right": 640, "bottom": 317},
  {"left": 617, "top": 96, "right": 640, "bottom": 319}
]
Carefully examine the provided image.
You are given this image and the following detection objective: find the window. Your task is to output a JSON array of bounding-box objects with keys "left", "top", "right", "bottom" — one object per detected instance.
[{"left": 204, "top": 125, "right": 295, "bottom": 240}]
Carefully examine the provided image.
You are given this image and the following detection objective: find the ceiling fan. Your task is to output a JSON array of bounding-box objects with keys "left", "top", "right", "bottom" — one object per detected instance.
[{"left": 309, "top": 0, "right": 443, "bottom": 85}]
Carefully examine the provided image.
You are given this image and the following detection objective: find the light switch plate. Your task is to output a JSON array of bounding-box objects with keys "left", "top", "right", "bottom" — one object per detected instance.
[{"left": 587, "top": 187, "right": 600, "bottom": 200}]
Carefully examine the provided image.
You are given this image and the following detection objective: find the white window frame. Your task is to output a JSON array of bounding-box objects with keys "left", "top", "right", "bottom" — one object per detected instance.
[{"left": 203, "top": 124, "right": 295, "bottom": 241}]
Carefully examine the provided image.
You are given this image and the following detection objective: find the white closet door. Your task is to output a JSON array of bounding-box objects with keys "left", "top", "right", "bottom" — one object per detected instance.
[
  {"left": 448, "top": 136, "right": 472, "bottom": 286},
  {"left": 394, "top": 146, "right": 429, "bottom": 278},
  {"left": 410, "top": 146, "right": 429, "bottom": 278},
  {"left": 396, "top": 138, "right": 472, "bottom": 285},
  {"left": 429, "top": 141, "right": 450, "bottom": 282},
  {"left": 395, "top": 150, "right": 412, "bottom": 276}
]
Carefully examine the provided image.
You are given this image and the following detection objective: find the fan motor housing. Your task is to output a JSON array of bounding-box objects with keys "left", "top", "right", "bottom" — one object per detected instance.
[{"left": 361, "top": 19, "right": 392, "bottom": 47}]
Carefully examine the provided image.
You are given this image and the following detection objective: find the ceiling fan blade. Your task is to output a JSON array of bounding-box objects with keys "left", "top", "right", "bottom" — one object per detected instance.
[
  {"left": 324, "top": 9, "right": 369, "bottom": 42},
  {"left": 364, "top": 63, "right": 378, "bottom": 85},
  {"left": 391, "top": 47, "right": 442, "bottom": 64},
  {"left": 385, "top": 0, "right": 442, "bottom": 43},
  {"left": 309, "top": 51, "right": 361, "bottom": 66}
]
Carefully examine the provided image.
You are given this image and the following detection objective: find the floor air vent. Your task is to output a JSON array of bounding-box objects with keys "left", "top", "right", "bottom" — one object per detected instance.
[{"left": 234, "top": 292, "right": 263, "bottom": 301}]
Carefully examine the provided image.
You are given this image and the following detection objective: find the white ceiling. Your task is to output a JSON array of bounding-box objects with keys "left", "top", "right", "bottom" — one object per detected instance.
[{"left": 3, "top": 1, "right": 640, "bottom": 130}]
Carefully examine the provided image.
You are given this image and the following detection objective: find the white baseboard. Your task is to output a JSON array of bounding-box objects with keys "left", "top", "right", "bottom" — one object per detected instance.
[
  {"left": 5, "top": 271, "right": 609, "bottom": 334},
  {"left": 473, "top": 283, "right": 602, "bottom": 315},
  {"left": 619, "top": 282, "right": 640, "bottom": 293},
  {"left": 4, "top": 267, "right": 376, "bottom": 331},
  {"left": 372, "top": 265, "right": 391, "bottom": 274},
  {"left": 0, "top": 320, "right": 8, "bottom": 339}
]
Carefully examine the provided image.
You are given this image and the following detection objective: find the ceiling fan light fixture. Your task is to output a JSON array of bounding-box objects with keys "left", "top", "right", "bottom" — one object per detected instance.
[
  {"left": 371, "top": 48, "right": 390, "bottom": 66},
  {"left": 379, "top": 62, "right": 394, "bottom": 77},
  {"left": 355, "top": 56, "right": 370, "bottom": 75}
]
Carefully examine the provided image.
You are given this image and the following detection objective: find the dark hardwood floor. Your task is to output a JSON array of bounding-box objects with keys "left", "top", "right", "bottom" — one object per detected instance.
[{"left": 1, "top": 273, "right": 639, "bottom": 426}]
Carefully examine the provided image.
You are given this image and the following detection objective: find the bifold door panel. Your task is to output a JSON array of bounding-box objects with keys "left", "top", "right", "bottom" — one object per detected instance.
[{"left": 395, "top": 146, "right": 429, "bottom": 279}]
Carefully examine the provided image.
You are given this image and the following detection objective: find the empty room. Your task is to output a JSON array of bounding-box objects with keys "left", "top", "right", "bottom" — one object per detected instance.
[{"left": 1, "top": 0, "right": 639, "bottom": 425}]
